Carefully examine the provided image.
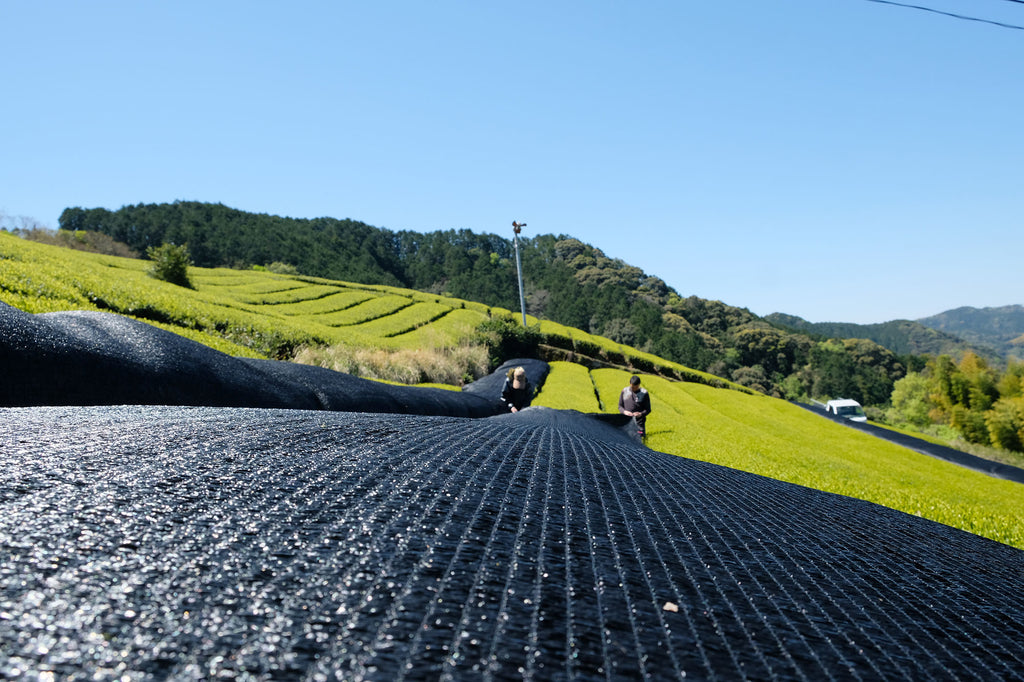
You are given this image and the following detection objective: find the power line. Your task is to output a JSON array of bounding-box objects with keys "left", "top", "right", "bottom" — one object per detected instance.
[{"left": 863, "top": 0, "right": 1024, "bottom": 30}]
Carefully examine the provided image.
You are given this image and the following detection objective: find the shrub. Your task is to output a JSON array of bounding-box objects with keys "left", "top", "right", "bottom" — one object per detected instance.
[
  {"left": 603, "top": 348, "right": 626, "bottom": 366},
  {"left": 265, "top": 261, "right": 299, "bottom": 275},
  {"left": 543, "top": 331, "right": 575, "bottom": 351},
  {"left": 629, "top": 354, "right": 655, "bottom": 373},
  {"left": 573, "top": 338, "right": 600, "bottom": 358},
  {"left": 17, "top": 227, "right": 139, "bottom": 258},
  {"left": 146, "top": 243, "right": 193, "bottom": 288},
  {"left": 886, "top": 373, "right": 932, "bottom": 428},
  {"left": 986, "top": 398, "right": 1024, "bottom": 452},
  {"left": 474, "top": 314, "right": 542, "bottom": 369},
  {"left": 951, "top": 405, "right": 990, "bottom": 445}
]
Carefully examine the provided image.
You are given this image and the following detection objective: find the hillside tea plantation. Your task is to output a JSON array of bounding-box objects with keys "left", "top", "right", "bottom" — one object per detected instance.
[
  {"left": 0, "top": 231, "right": 717, "bottom": 377},
  {"left": 2, "top": 231, "right": 1022, "bottom": 550},
  {"left": 534, "top": 363, "right": 1023, "bottom": 549}
]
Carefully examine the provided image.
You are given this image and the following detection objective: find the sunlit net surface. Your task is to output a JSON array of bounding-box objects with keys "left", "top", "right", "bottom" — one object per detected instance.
[{"left": 2, "top": 406, "right": 1023, "bottom": 681}]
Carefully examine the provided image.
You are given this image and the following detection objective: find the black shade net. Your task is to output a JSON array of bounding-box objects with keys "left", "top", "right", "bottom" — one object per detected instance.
[
  {"left": 0, "top": 303, "right": 504, "bottom": 417},
  {"left": 2, "top": 406, "right": 1023, "bottom": 681}
]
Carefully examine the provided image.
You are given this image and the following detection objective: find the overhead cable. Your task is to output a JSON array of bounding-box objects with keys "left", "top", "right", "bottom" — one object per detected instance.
[{"left": 863, "top": 0, "right": 1024, "bottom": 30}]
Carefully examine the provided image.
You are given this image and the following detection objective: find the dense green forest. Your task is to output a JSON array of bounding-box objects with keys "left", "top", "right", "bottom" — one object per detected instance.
[
  {"left": 888, "top": 352, "right": 1024, "bottom": 454},
  {"left": 51, "top": 203, "right": 981, "bottom": 414}
]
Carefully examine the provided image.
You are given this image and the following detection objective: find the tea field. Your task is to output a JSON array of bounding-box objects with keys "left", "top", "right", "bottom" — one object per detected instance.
[
  {"left": 534, "top": 362, "right": 1023, "bottom": 549},
  {"left": 3, "top": 232, "right": 1022, "bottom": 549},
  {"left": 0, "top": 231, "right": 724, "bottom": 386}
]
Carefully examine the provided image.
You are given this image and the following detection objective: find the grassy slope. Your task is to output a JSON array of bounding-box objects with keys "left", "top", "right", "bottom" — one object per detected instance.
[{"left": 3, "top": 233, "right": 1022, "bottom": 549}]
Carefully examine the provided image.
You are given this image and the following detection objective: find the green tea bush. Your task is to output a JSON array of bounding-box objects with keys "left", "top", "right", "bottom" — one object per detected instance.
[
  {"left": 542, "top": 330, "right": 575, "bottom": 351},
  {"left": 573, "top": 337, "right": 601, "bottom": 358},
  {"left": 459, "top": 299, "right": 492, "bottom": 315},
  {"left": 141, "top": 320, "right": 265, "bottom": 358},
  {"left": 231, "top": 283, "right": 342, "bottom": 306},
  {"left": 273, "top": 290, "right": 375, "bottom": 317},
  {"left": 316, "top": 295, "right": 414, "bottom": 327},
  {"left": 603, "top": 347, "right": 627, "bottom": 366},
  {"left": 532, "top": 362, "right": 600, "bottom": 412},
  {"left": 0, "top": 233, "right": 331, "bottom": 357},
  {"left": 216, "top": 278, "right": 302, "bottom": 295},
  {"left": 0, "top": 253, "right": 90, "bottom": 306},
  {"left": 386, "top": 308, "right": 488, "bottom": 351},
  {"left": 191, "top": 270, "right": 270, "bottom": 289},
  {"left": 353, "top": 301, "right": 453, "bottom": 337},
  {"left": 627, "top": 354, "right": 656, "bottom": 373},
  {"left": 5, "top": 232, "right": 1023, "bottom": 549}
]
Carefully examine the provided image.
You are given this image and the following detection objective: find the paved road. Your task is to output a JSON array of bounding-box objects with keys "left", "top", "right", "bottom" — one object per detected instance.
[{"left": 797, "top": 402, "right": 1024, "bottom": 485}]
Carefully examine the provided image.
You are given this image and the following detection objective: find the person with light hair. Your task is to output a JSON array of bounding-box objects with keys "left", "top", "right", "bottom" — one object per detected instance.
[{"left": 501, "top": 366, "right": 532, "bottom": 413}]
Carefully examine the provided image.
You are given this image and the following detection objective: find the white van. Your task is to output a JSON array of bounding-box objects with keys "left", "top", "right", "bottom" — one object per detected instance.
[{"left": 825, "top": 399, "right": 867, "bottom": 422}]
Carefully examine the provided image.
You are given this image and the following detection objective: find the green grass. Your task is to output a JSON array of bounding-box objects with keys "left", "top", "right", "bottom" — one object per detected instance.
[{"left": 3, "top": 231, "right": 1022, "bottom": 550}]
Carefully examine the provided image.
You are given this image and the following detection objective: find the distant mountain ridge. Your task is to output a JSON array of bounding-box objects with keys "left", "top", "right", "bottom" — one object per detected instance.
[
  {"left": 767, "top": 305, "right": 1023, "bottom": 362},
  {"left": 764, "top": 314, "right": 975, "bottom": 357},
  {"left": 917, "top": 305, "right": 1024, "bottom": 359}
]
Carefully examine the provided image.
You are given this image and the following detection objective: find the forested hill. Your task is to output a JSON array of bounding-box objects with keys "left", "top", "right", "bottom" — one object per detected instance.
[
  {"left": 917, "top": 305, "right": 1024, "bottom": 359},
  {"left": 59, "top": 201, "right": 918, "bottom": 405},
  {"left": 764, "top": 313, "right": 993, "bottom": 360}
]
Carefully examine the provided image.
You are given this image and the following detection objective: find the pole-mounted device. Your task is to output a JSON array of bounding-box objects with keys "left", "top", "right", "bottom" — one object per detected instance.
[{"left": 512, "top": 221, "right": 527, "bottom": 327}]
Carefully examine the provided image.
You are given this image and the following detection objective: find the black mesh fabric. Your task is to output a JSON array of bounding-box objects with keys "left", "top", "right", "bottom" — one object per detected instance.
[
  {"left": 2, "top": 406, "right": 1023, "bottom": 680},
  {"left": 462, "top": 358, "right": 550, "bottom": 411},
  {"left": 0, "top": 304, "right": 500, "bottom": 417}
]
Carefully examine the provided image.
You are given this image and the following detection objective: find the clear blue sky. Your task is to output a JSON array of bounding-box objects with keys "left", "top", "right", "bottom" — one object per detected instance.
[{"left": 3, "top": 1, "right": 1021, "bottom": 324}]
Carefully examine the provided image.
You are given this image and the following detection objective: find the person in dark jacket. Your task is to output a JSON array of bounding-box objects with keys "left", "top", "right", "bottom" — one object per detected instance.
[
  {"left": 501, "top": 366, "right": 532, "bottom": 413},
  {"left": 619, "top": 375, "right": 652, "bottom": 438}
]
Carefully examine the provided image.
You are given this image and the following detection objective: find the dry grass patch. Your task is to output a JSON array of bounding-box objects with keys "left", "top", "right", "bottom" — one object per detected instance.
[{"left": 294, "top": 341, "right": 490, "bottom": 386}]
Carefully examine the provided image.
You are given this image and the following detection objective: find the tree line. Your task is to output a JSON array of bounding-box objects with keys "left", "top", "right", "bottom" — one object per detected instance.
[{"left": 888, "top": 353, "right": 1024, "bottom": 453}]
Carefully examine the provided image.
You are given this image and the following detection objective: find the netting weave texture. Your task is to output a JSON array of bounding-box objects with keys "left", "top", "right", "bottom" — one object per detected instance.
[{"left": 2, "top": 406, "right": 1024, "bottom": 680}]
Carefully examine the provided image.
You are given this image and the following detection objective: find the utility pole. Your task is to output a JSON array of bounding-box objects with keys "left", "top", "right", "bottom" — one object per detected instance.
[{"left": 512, "top": 221, "right": 527, "bottom": 327}]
